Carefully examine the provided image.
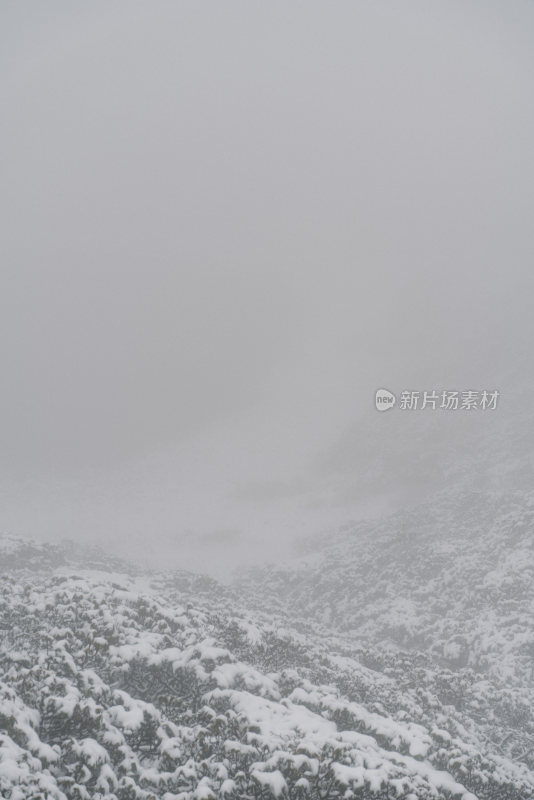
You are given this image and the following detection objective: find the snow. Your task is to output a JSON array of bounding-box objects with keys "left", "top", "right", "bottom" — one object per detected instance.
[
  {"left": 220, "top": 778, "right": 236, "bottom": 795},
  {"left": 72, "top": 737, "right": 109, "bottom": 766},
  {"left": 212, "top": 662, "right": 280, "bottom": 698},
  {"left": 107, "top": 692, "right": 158, "bottom": 731},
  {"left": 2, "top": 515, "right": 534, "bottom": 800},
  {"left": 251, "top": 769, "right": 288, "bottom": 796},
  {"left": 193, "top": 777, "right": 215, "bottom": 799}
]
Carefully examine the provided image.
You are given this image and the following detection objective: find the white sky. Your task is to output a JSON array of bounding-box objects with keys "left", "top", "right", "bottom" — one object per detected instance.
[{"left": 1, "top": 2, "right": 533, "bottom": 575}]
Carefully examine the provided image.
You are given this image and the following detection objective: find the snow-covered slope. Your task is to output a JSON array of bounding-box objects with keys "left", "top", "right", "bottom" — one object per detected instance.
[
  {"left": 1, "top": 527, "right": 534, "bottom": 800},
  {"left": 237, "top": 490, "right": 534, "bottom": 665},
  {"left": 234, "top": 488, "right": 534, "bottom": 770}
]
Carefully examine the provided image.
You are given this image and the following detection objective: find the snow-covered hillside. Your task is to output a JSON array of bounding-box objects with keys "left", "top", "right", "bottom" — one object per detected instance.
[
  {"left": 1, "top": 501, "right": 534, "bottom": 800},
  {"left": 235, "top": 489, "right": 534, "bottom": 763}
]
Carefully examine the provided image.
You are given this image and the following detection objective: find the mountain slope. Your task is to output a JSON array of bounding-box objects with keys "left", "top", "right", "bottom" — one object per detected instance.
[
  {"left": 233, "top": 488, "right": 534, "bottom": 768},
  {"left": 1, "top": 531, "right": 534, "bottom": 799}
]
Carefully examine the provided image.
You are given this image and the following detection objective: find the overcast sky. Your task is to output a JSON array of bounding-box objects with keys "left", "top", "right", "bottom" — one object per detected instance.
[{"left": 1, "top": 2, "right": 533, "bottom": 575}]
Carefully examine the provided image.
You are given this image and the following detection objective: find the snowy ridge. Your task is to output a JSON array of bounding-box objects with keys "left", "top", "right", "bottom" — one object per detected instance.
[{"left": 1, "top": 543, "right": 533, "bottom": 799}]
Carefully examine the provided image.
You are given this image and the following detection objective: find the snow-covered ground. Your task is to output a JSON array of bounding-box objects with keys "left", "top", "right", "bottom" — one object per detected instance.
[{"left": 1, "top": 502, "right": 534, "bottom": 799}]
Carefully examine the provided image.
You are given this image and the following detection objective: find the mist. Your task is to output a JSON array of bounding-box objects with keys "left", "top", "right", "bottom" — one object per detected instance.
[{"left": 1, "top": 1, "right": 534, "bottom": 575}]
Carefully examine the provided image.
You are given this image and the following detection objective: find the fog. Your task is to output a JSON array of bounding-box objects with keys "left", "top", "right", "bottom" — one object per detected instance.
[{"left": 1, "top": 1, "right": 533, "bottom": 575}]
